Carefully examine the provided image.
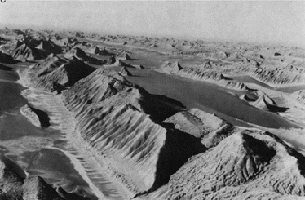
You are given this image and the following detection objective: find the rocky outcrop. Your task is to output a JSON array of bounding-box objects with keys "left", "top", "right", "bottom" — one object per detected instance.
[
  {"left": 161, "top": 61, "right": 183, "bottom": 73},
  {"left": 20, "top": 104, "right": 50, "bottom": 127},
  {"left": 63, "top": 47, "right": 88, "bottom": 61},
  {"left": 161, "top": 61, "right": 225, "bottom": 82},
  {"left": 60, "top": 68, "right": 189, "bottom": 194},
  {"left": 25, "top": 64, "right": 205, "bottom": 195},
  {"left": 116, "top": 60, "right": 144, "bottom": 69},
  {"left": 0, "top": 36, "right": 51, "bottom": 61},
  {"left": 0, "top": 155, "right": 25, "bottom": 200},
  {"left": 64, "top": 47, "right": 106, "bottom": 65},
  {"left": 20, "top": 104, "right": 42, "bottom": 127},
  {"left": 179, "top": 67, "right": 225, "bottom": 82},
  {"left": 116, "top": 51, "right": 131, "bottom": 60},
  {"left": 11, "top": 43, "right": 49, "bottom": 61},
  {"left": 25, "top": 55, "right": 95, "bottom": 92},
  {"left": 254, "top": 65, "right": 305, "bottom": 85},
  {"left": 249, "top": 91, "right": 288, "bottom": 112},
  {"left": 35, "top": 39, "right": 62, "bottom": 54},
  {"left": 0, "top": 155, "right": 86, "bottom": 200},
  {"left": 164, "top": 109, "right": 234, "bottom": 148},
  {"left": 220, "top": 81, "right": 249, "bottom": 91},
  {"left": 139, "top": 130, "right": 305, "bottom": 200},
  {"left": 120, "top": 67, "right": 132, "bottom": 76}
]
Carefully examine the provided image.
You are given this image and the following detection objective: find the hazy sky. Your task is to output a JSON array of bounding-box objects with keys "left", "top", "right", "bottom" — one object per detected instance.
[{"left": 1, "top": 1, "right": 305, "bottom": 46}]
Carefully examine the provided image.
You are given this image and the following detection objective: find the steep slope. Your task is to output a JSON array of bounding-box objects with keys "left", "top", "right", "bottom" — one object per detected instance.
[
  {"left": 161, "top": 61, "right": 183, "bottom": 73},
  {"left": 35, "top": 39, "right": 62, "bottom": 54},
  {"left": 248, "top": 91, "right": 288, "bottom": 113},
  {"left": 164, "top": 109, "right": 234, "bottom": 148},
  {"left": 24, "top": 61, "right": 208, "bottom": 196},
  {"left": 24, "top": 55, "right": 95, "bottom": 92},
  {"left": 140, "top": 130, "right": 305, "bottom": 200},
  {"left": 60, "top": 68, "right": 195, "bottom": 194},
  {"left": 64, "top": 47, "right": 106, "bottom": 64},
  {"left": 254, "top": 65, "right": 305, "bottom": 85},
  {"left": 0, "top": 36, "right": 51, "bottom": 61}
]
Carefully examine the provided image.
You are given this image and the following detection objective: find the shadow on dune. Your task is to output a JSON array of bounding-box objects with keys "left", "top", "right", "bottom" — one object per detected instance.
[
  {"left": 149, "top": 122, "right": 206, "bottom": 192},
  {"left": 137, "top": 86, "right": 186, "bottom": 123}
]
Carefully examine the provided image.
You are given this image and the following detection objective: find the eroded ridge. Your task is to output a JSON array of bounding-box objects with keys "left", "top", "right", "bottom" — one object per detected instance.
[{"left": 139, "top": 129, "right": 305, "bottom": 200}]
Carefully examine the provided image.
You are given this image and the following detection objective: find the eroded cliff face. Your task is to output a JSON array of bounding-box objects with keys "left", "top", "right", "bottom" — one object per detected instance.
[
  {"left": 161, "top": 61, "right": 225, "bottom": 82},
  {"left": 21, "top": 57, "right": 305, "bottom": 199},
  {"left": 22, "top": 59, "right": 203, "bottom": 195},
  {"left": 59, "top": 68, "right": 209, "bottom": 194},
  {"left": 140, "top": 129, "right": 305, "bottom": 200},
  {"left": 61, "top": 68, "right": 168, "bottom": 192},
  {"left": 24, "top": 54, "right": 95, "bottom": 92}
]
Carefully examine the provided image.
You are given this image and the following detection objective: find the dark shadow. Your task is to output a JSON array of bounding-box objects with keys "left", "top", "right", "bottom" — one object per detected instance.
[
  {"left": 242, "top": 134, "right": 276, "bottom": 163},
  {"left": 243, "top": 94, "right": 257, "bottom": 102},
  {"left": 264, "top": 132, "right": 305, "bottom": 177},
  {"left": 0, "top": 52, "right": 19, "bottom": 64},
  {"left": 0, "top": 155, "right": 27, "bottom": 181},
  {"left": 0, "top": 63, "right": 13, "bottom": 71},
  {"left": 136, "top": 86, "right": 186, "bottom": 123},
  {"left": 28, "top": 105, "right": 51, "bottom": 127},
  {"left": 33, "top": 39, "right": 63, "bottom": 54},
  {"left": 245, "top": 87, "right": 258, "bottom": 92},
  {"left": 57, "top": 186, "right": 95, "bottom": 200},
  {"left": 127, "top": 58, "right": 138, "bottom": 61},
  {"left": 222, "top": 76, "right": 232, "bottom": 80},
  {"left": 267, "top": 104, "right": 289, "bottom": 113},
  {"left": 62, "top": 60, "right": 95, "bottom": 88},
  {"left": 87, "top": 57, "right": 107, "bottom": 65},
  {"left": 135, "top": 122, "right": 206, "bottom": 197}
]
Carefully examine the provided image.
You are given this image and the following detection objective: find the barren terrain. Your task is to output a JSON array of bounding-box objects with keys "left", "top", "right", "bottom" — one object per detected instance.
[{"left": 1, "top": 28, "right": 305, "bottom": 200}]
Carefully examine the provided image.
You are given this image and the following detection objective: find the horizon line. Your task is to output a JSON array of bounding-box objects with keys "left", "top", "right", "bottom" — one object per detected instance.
[{"left": 1, "top": 23, "right": 304, "bottom": 49}]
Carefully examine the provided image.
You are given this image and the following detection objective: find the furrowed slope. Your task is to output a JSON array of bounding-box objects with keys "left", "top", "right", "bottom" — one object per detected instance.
[
  {"left": 24, "top": 57, "right": 202, "bottom": 195},
  {"left": 24, "top": 55, "right": 95, "bottom": 92},
  {"left": 139, "top": 129, "right": 305, "bottom": 200},
  {"left": 62, "top": 69, "right": 166, "bottom": 192},
  {"left": 60, "top": 68, "right": 199, "bottom": 194}
]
